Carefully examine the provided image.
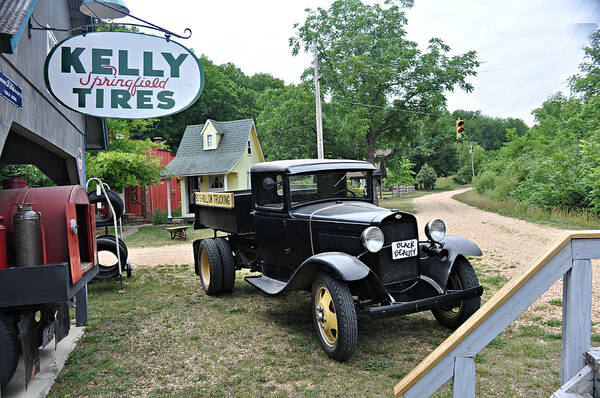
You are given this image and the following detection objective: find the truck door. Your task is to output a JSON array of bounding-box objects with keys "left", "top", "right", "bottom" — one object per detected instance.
[{"left": 252, "top": 174, "right": 294, "bottom": 280}]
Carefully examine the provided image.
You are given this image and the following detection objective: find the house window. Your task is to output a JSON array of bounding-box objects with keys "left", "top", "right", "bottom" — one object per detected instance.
[
  {"left": 247, "top": 140, "right": 252, "bottom": 155},
  {"left": 208, "top": 175, "right": 224, "bottom": 191},
  {"left": 206, "top": 134, "right": 214, "bottom": 149}
]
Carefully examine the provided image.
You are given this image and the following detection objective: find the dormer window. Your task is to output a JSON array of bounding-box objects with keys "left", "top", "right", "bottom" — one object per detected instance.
[{"left": 206, "top": 134, "right": 214, "bottom": 149}]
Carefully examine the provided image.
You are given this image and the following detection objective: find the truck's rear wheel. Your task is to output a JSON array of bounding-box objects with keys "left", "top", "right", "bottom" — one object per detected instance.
[
  {"left": 214, "top": 238, "right": 235, "bottom": 293},
  {"left": 432, "top": 257, "right": 481, "bottom": 329},
  {"left": 198, "top": 239, "right": 223, "bottom": 295},
  {"left": 0, "top": 316, "right": 19, "bottom": 389},
  {"left": 311, "top": 273, "right": 357, "bottom": 362}
]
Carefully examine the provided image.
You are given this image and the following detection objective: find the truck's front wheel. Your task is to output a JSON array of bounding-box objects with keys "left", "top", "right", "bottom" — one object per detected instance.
[
  {"left": 0, "top": 316, "right": 19, "bottom": 389},
  {"left": 198, "top": 239, "right": 223, "bottom": 296},
  {"left": 311, "top": 273, "right": 357, "bottom": 362},
  {"left": 432, "top": 257, "right": 481, "bottom": 329}
]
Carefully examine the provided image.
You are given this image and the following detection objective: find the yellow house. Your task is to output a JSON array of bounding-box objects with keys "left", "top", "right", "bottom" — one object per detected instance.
[{"left": 166, "top": 119, "right": 265, "bottom": 218}]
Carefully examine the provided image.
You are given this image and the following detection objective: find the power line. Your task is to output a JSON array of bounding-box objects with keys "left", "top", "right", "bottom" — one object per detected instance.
[{"left": 336, "top": 100, "right": 455, "bottom": 119}]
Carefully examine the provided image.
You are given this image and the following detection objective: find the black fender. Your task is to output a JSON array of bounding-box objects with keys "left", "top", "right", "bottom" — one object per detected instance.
[
  {"left": 283, "top": 252, "right": 387, "bottom": 302},
  {"left": 286, "top": 252, "right": 370, "bottom": 291},
  {"left": 419, "top": 235, "right": 482, "bottom": 292}
]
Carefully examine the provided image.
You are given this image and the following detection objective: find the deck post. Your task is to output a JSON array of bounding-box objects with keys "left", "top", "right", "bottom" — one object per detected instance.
[
  {"left": 166, "top": 178, "right": 172, "bottom": 219},
  {"left": 452, "top": 356, "right": 475, "bottom": 398},
  {"left": 561, "top": 258, "right": 592, "bottom": 384}
]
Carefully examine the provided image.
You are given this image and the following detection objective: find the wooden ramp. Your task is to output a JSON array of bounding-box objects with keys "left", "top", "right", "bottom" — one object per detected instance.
[{"left": 394, "top": 231, "right": 600, "bottom": 397}]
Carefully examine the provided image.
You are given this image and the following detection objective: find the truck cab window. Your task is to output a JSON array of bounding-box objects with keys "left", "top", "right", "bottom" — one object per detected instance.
[{"left": 256, "top": 174, "right": 284, "bottom": 209}]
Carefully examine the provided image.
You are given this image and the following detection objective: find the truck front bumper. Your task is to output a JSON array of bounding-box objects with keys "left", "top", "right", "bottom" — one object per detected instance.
[{"left": 368, "top": 285, "right": 483, "bottom": 319}]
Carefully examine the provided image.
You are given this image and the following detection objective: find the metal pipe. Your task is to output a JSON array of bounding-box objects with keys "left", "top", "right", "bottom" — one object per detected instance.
[{"left": 86, "top": 178, "right": 123, "bottom": 288}]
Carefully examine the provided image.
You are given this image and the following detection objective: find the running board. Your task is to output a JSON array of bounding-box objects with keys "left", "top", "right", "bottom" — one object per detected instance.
[{"left": 244, "top": 275, "right": 287, "bottom": 295}]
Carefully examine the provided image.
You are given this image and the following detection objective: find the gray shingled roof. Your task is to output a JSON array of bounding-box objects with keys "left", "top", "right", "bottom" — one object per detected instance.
[
  {"left": 166, "top": 119, "right": 255, "bottom": 176},
  {"left": 0, "top": 0, "right": 34, "bottom": 35}
]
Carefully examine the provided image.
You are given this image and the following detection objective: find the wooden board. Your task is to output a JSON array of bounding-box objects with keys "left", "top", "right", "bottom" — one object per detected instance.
[{"left": 394, "top": 230, "right": 600, "bottom": 397}]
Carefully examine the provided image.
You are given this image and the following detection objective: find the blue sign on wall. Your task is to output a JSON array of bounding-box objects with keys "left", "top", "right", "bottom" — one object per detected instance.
[{"left": 0, "top": 72, "right": 22, "bottom": 109}]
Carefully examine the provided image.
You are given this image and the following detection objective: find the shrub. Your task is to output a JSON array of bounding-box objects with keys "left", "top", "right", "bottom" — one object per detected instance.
[
  {"left": 171, "top": 208, "right": 182, "bottom": 217},
  {"left": 150, "top": 210, "right": 168, "bottom": 225},
  {"left": 416, "top": 163, "right": 437, "bottom": 190},
  {"left": 493, "top": 175, "right": 514, "bottom": 199},
  {"left": 473, "top": 170, "right": 497, "bottom": 194},
  {"left": 453, "top": 165, "right": 473, "bottom": 185}
]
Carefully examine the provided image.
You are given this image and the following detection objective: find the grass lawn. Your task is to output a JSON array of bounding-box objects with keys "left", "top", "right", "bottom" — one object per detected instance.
[
  {"left": 123, "top": 226, "right": 219, "bottom": 248},
  {"left": 50, "top": 182, "right": 570, "bottom": 396},
  {"left": 454, "top": 189, "right": 600, "bottom": 230},
  {"left": 97, "top": 226, "right": 219, "bottom": 248},
  {"left": 49, "top": 257, "right": 567, "bottom": 397}
]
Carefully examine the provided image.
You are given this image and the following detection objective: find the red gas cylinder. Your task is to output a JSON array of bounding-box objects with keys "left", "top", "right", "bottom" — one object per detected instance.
[{"left": 0, "top": 216, "right": 6, "bottom": 269}]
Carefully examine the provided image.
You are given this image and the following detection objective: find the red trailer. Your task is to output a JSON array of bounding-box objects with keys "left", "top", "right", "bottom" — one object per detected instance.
[{"left": 0, "top": 185, "right": 98, "bottom": 389}]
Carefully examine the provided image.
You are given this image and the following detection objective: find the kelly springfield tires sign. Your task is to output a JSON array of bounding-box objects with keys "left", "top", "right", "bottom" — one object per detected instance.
[{"left": 44, "top": 32, "right": 204, "bottom": 119}]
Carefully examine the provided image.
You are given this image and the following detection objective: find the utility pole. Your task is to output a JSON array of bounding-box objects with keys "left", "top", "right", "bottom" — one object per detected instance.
[
  {"left": 469, "top": 142, "right": 475, "bottom": 178},
  {"left": 310, "top": 43, "right": 324, "bottom": 159}
]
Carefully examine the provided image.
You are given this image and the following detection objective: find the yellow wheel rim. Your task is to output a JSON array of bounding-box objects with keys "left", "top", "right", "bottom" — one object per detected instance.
[
  {"left": 316, "top": 285, "right": 338, "bottom": 346},
  {"left": 200, "top": 249, "right": 210, "bottom": 285},
  {"left": 437, "top": 272, "right": 463, "bottom": 319}
]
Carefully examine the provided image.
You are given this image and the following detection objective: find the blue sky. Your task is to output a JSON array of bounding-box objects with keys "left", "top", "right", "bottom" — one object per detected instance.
[{"left": 121, "top": 0, "right": 600, "bottom": 126}]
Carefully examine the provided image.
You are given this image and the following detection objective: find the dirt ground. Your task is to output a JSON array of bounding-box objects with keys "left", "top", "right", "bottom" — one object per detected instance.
[
  {"left": 413, "top": 188, "right": 600, "bottom": 329},
  {"left": 127, "top": 188, "right": 599, "bottom": 327}
]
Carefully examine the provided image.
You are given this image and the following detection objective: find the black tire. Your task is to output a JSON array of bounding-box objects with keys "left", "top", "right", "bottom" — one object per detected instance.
[
  {"left": 88, "top": 189, "right": 125, "bottom": 228},
  {"left": 432, "top": 257, "right": 481, "bottom": 329},
  {"left": 214, "top": 237, "right": 235, "bottom": 293},
  {"left": 0, "top": 316, "right": 19, "bottom": 389},
  {"left": 311, "top": 272, "right": 357, "bottom": 362},
  {"left": 198, "top": 239, "right": 223, "bottom": 296},
  {"left": 97, "top": 234, "right": 129, "bottom": 260},
  {"left": 94, "top": 236, "right": 128, "bottom": 281}
]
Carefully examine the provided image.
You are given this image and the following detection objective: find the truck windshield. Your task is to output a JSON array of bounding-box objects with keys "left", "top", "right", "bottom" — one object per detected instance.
[{"left": 289, "top": 171, "right": 371, "bottom": 206}]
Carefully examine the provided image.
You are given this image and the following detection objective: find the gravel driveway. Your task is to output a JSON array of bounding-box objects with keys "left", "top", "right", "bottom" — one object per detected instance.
[
  {"left": 413, "top": 188, "right": 599, "bottom": 329},
  {"left": 128, "top": 188, "right": 599, "bottom": 327}
]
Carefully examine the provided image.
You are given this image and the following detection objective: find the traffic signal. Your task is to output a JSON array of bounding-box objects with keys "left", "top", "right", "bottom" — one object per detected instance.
[{"left": 456, "top": 117, "right": 465, "bottom": 141}]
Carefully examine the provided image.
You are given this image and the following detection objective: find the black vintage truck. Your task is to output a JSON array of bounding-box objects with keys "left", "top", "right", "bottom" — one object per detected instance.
[{"left": 192, "top": 159, "right": 483, "bottom": 361}]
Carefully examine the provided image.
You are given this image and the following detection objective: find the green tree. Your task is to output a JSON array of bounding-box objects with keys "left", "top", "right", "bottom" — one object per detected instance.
[
  {"left": 569, "top": 29, "right": 600, "bottom": 99},
  {"left": 450, "top": 110, "right": 528, "bottom": 150},
  {"left": 290, "top": 0, "right": 478, "bottom": 163},
  {"left": 155, "top": 57, "right": 286, "bottom": 150},
  {"left": 0, "top": 165, "right": 54, "bottom": 187},
  {"left": 257, "top": 84, "right": 365, "bottom": 160},
  {"left": 416, "top": 163, "right": 437, "bottom": 190},
  {"left": 86, "top": 136, "right": 167, "bottom": 192},
  {"left": 471, "top": 28, "right": 600, "bottom": 213},
  {"left": 383, "top": 157, "right": 415, "bottom": 187},
  {"left": 408, "top": 113, "right": 459, "bottom": 176}
]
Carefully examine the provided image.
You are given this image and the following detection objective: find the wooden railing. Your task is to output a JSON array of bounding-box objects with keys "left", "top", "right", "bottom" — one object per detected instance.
[{"left": 393, "top": 231, "right": 600, "bottom": 397}]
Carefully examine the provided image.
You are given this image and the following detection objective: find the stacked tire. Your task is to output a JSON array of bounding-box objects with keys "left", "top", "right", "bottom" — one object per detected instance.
[
  {"left": 197, "top": 238, "right": 236, "bottom": 296},
  {"left": 88, "top": 189, "right": 125, "bottom": 228},
  {"left": 94, "top": 234, "right": 130, "bottom": 281}
]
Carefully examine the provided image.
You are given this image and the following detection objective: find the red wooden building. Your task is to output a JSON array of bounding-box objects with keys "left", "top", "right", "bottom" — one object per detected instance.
[{"left": 124, "top": 146, "right": 181, "bottom": 221}]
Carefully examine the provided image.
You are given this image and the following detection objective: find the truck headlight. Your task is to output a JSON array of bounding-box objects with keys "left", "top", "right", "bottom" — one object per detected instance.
[
  {"left": 361, "top": 226, "right": 384, "bottom": 253},
  {"left": 425, "top": 219, "right": 446, "bottom": 243}
]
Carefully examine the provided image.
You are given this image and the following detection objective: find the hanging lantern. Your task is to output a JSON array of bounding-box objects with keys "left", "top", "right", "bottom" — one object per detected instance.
[{"left": 79, "top": 0, "right": 129, "bottom": 19}]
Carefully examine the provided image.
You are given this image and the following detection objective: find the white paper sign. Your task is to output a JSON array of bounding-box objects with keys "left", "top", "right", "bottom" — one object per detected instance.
[{"left": 391, "top": 239, "right": 418, "bottom": 260}]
